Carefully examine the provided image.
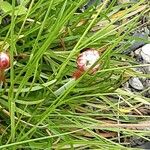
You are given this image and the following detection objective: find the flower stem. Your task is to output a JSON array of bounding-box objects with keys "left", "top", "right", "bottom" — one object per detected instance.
[
  {"left": 0, "top": 70, "right": 5, "bottom": 85},
  {"left": 54, "top": 78, "right": 76, "bottom": 96}
]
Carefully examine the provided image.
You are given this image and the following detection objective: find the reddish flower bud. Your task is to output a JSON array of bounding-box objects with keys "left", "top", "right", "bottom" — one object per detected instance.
[
  {"left": 72, "top": 69, "right": 83, "bottom": 79},
  {"left": 0, "top": 52, "right": 10, "bottom": 70},
  {"left": 77, "top": 49, "right": 100, "bottom": 74}
]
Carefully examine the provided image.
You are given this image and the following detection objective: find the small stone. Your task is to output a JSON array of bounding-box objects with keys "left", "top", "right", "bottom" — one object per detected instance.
[
  {"left": 129, "top": 77, "right": 144, "bottom": 90},
  {"left": 141, "top": 44, "right": 150, "bottom": 63},
  {"left": 134, "top": 48, "right": 141, "bottom": 56},
  {"left": 138, "top": 142, "right": 150, "bottom": 149},
  {"left": 124, "top": 32, "right": 148, "bottom": 54}
]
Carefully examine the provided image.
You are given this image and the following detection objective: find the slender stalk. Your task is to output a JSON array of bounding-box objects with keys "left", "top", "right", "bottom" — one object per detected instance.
[
  {"left": 9, "top": 0, "right": 16, "bottom": 143},
  {"left": 54, "top": 78, "right": 75, "bottom": 96}
]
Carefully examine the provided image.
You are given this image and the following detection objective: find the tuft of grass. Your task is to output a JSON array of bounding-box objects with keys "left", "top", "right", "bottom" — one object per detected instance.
[{"left": 0, "top": 0, "right": 150, "bottom": 149}]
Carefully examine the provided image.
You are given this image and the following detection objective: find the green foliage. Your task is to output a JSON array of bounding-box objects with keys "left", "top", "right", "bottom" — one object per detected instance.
[{"left": 0, "top": 1, "right": 27, "bottom": 17}]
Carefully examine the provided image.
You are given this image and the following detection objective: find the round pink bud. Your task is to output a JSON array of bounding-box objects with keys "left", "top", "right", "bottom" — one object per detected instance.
[
  {"left": 0, "top": 52, "right": 10, "bottom": 70},
  {"left": 77, "top": 49, "right": 100, "bottom": 73}
]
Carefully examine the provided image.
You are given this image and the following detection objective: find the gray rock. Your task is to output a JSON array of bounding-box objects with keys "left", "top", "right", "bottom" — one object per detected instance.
[
  {"left": 130, "top": 137, "right": 146, "bottom": 147},
  {"left": 129, "top": 77, "right": 144, "bottom": 90},
  {"left": 124, "top": 32, "right": 148, "bottom": 54},
  {"left": 138, "top": 142, "right": 150, "bottom": 149}
]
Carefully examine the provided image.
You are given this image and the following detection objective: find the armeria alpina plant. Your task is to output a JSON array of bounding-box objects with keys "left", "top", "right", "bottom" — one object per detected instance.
[
  {"left": 55, "top": 48, "right": 100, "bottom": 96},
  {"left": 0, "top": 52, "right": 10, "bottom": 84},
  {"left": 76, "top": 49, "right": 100, "bottom": 74}
]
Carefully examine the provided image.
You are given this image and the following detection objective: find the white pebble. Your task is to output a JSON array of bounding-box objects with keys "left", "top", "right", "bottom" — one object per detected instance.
[
  {"left": 129, "top": 77, "right": 144, "bottom": 90},
  {"left": 141, "top": 44, "right": 150, "bottom": 63}
]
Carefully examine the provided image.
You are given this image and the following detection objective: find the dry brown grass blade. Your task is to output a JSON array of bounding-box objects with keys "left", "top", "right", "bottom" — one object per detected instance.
[
  {"left": 76, "top": 129, "right": 117, "bottom": 138},
  {"left": 111, "top": 5, "right": 147, "bottom": 20},
  {"left": 92, "top": 121, "right": 150, "bottom": 130},
  {"left": 92, "top": 5, "right": 147, "bottom": 31}
]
